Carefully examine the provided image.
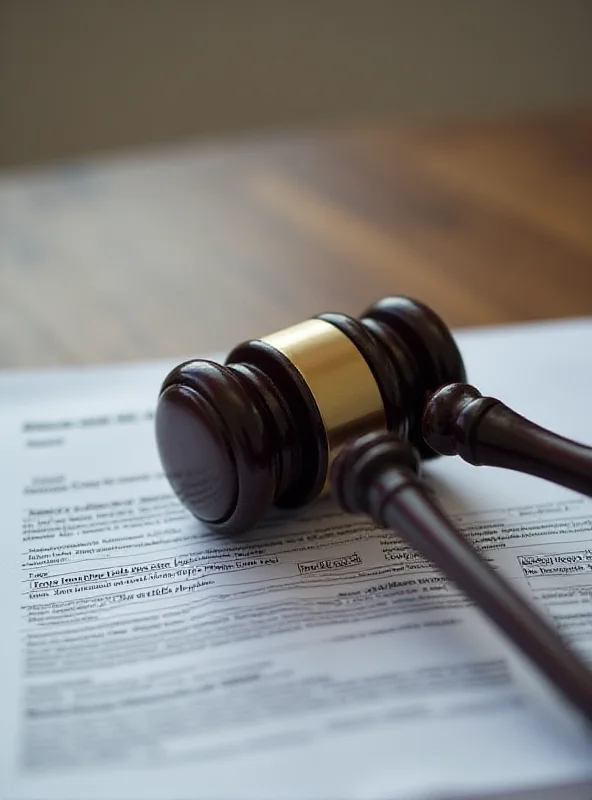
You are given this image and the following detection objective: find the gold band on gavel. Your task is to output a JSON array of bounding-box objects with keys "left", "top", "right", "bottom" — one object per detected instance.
[{"left": 262, "top": 319, "right": 386, "bottom": 486}]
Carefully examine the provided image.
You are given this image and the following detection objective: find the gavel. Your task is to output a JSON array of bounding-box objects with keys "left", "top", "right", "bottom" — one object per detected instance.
[{"left": 155, "top": 296, "right": 592, "bottom": 726}]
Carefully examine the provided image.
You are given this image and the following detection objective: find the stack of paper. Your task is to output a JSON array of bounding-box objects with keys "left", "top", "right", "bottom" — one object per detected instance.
[{"left": 1, "top": 318, "right": 591, "bottom": 800}]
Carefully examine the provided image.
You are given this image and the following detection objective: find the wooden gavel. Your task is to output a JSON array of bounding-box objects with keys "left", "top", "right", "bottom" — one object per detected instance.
[{"left": 155, "top": 296, "right": 592, "bottom": 725}]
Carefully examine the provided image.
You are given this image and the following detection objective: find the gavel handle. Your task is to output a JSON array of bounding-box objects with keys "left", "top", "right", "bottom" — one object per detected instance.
[
  {"left": 331, "top": 433, "right": 592, "bottom": 726},
  {"left": 423, "top": 384, "right": 592, "bottom": 497}
]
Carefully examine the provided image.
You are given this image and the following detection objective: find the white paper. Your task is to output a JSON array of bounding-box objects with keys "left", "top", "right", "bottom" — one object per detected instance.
[{"left": 1, "top": 319, "right": 592, "bottom": 800}]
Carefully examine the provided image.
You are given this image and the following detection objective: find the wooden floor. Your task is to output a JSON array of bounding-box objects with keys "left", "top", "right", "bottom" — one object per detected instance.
[{"left": 0, "top": 110, "right": 591, "bottom": 368}]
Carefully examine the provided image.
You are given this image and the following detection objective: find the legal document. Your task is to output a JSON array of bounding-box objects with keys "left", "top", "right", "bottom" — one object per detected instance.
[{"left": 1, "top": 318, "right": 592, "bottom": 800}]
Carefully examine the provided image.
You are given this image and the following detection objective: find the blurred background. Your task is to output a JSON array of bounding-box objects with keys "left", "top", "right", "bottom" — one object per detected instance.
[
  {"left": 1, "top": 0, "right": 591, "bottom": 369},
  {"left": 2, "top": 0, "right": 592, "bottom": 168}
]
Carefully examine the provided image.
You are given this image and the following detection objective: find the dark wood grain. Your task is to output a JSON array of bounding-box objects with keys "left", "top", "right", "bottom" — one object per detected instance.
[{"left": 0, "top": 111, "right": 591, "bottom": 368}]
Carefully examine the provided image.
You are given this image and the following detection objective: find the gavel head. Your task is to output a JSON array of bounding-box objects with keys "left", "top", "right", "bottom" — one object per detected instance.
[{"left": 155, "top": 296, "right": 466, "bottom": 534}]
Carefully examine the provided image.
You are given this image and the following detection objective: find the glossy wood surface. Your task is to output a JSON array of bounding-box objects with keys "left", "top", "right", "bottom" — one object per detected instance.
[
  {"left": 0, "top": 111, "right": 591, "bottom": 368},
  {"left": 154, "top": 297, "right": 466, "bottom": 533},
  {"left": 332, "top": 431, "right": 592, "bottom": 727},
  {"left": 423, "top": 382, "right": 592, "bottom": 496}
]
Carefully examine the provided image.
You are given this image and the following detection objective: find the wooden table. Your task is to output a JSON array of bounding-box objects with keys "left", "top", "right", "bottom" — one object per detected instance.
[{"left": 0, "top": 111, "right": 591, "bottom": 369}]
